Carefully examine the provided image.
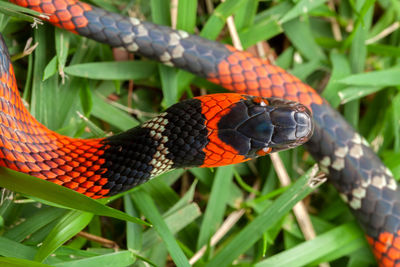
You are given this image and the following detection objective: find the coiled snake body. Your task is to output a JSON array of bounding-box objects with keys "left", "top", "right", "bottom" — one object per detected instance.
[{"left": 3, "top": 0, "right": 400, "bottom": 265}]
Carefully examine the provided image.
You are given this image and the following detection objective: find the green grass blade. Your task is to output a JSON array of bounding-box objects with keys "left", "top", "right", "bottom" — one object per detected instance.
[
  {"left": 339, "top": 68, "right": 400, "bottom": 86},
  {"left": 124, "top": 195, "right": 142, "bottom": 251},
  {"left": 392, "top": 94, "right": 400, "bottom": 152},
  {"left": 141, "top": 179, "right": 180, "bottom": 212},
  {"left": 239, "top": 18, "right": 282, "bottom": 49},
  {"left": 322, "top": 51, "right": 352, "bottom": 107},
  {"left": 31, "top": 26, "right": 59, "bottom": 128},
  {"left": 367, "top": 43, "right": 400, "bottom": 57},
  {"left": 176, "top": 0, "right": 197, "bottom": 32},
  {"left": 64, "top": 61, "right": 157, "bottom": 80},
  {"left": 344, "top": 0, "right": 374, "bottom": 128},
  {"left": 200, "top": 0, "right": 246, "bottom": 40},
  {"left": 150, "top": 0, "right": 170, "bottom": 25},
  {"left": 206, "top": 165, "right": 319, "bottom": 267},
  {"left": 42, "top": 56, "right": 58, "bottom": 81},
  {"left": 0, "top": 167, "right": 149, "bottom": 226},
  {"left": 91, "top": 91, "right": 139, "bottom": 131},
  {"left": 280, "top": 0, "right": 328, "bottom": 23},
  {"left": 255, "top": 223, "right": 366, "bottom": 267},
  {"left": 338, "top": 86, "right": 383, "bottom": 104},
  {"left": 4, "top": 208, "right": 66, "bottom": 242},
  {"left": 197, "top": 165, "right": 234, "bottom": 249},
  {"left": 0, "top": 1, "right": 42, "bottom": 22},
  {"left": 142, "top": 203, "right": 201, "bottom": 250},
  {"left": 0, "top": 236, "right": 37, "bottom": 259},
  {"left": 159, "top": 65, "right": 178, "bottom": 108},
  {"left": 164, "top": 179, "right": 197, "bottom": 216},
  {"left": 283, "top": 19, "right": 326, "bottom": 61},
  {"left": 234, "top": 0, "right": 258, "bottom": 30},
  {"left": 0, "top": 257, "right": 51, "bottom": 267},
  {"left": 290, "top": 59, "right": 322, "bottom": 80},
  {"left": 55, "top": 28, "right": 70, "bottom": 75},
  {"left": 132, "top": 190, "right": 191, "bottom": 267},
  {"left": 34, "top": 211, "right": 93, "bottom": 262},
  {"left": 53, "top": 251, "right": 135, "bottom": 267}
]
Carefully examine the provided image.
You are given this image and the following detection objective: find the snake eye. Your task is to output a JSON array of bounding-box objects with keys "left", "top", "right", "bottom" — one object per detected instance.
[
  {"left": 256, "top": 147, "right": 272, "bottom": 156},
  {"left": 252, "top": 96, "right": 269, "bottom": 107},
  {"left": 296, "top": 105, "right": 306, "bottom": 113}
]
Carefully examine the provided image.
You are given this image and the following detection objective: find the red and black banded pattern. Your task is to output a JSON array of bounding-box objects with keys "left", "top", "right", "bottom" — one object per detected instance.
[
  {"left": 7, "top": 0, "right": 400, "bottom": 265},
  {"left": 0, "top": 33, "right": 312, "bottom": 196},
  {"left": 101, "top": 94, "right": 312, "bottom": 195}
]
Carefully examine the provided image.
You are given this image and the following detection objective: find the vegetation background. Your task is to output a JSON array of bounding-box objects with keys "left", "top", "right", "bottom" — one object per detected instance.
[{"left": 0, "top": 0, "right": 399, "bottom": 266}]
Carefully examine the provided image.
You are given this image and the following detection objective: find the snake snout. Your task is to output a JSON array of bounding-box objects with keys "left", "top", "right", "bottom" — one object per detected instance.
[
  {"left": 294, "top": 105, "right": 314, "bottom": 141},
  {"left": 268, "top": 101, "right": 313, "bottom": 152}
]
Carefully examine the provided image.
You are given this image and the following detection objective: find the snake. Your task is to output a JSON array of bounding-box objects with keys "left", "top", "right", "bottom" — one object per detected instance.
[{"left": 2, "top": 0, "right": 400, "bottom": 265}]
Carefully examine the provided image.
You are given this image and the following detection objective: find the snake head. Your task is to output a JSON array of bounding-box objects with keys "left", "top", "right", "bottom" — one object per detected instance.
[
  {"left": 215, "top": 95, "right": 314, "bottom": 159},
  {"left": 257, "top": 97, "right": 314, "bottom": 153}
]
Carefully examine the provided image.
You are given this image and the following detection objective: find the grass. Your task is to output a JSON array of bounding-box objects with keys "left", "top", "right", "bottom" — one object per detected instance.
[{"left": 0, "top": 0, "right": 399, "bottom": 266}]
